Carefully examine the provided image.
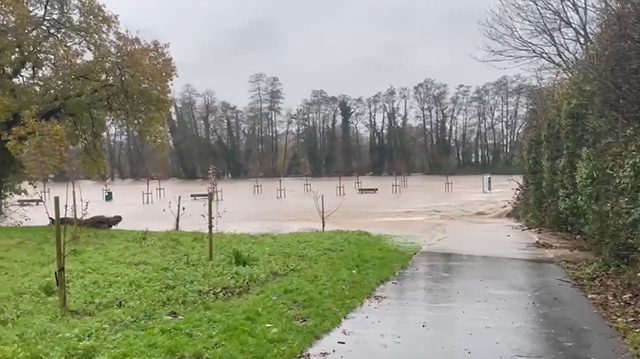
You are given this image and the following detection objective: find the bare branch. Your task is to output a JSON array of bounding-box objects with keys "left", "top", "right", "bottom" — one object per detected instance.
[
  {"left": 325, "top": 199, "right": 344, "bottom": 219},
  {"left": 309, "top": 190, "right": 343, "bottom": 230},
  {"left": 477, "top": 0, "right": 597, "bottom": 75}
]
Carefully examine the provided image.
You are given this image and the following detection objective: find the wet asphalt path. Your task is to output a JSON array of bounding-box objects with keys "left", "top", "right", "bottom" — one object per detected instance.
[{"left": 306, "top": 251, "right": 631, "bottom": 359}]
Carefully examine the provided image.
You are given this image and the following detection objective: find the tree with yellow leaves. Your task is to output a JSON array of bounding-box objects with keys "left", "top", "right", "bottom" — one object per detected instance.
[{"left": 0, "top": 0, "right": 176, "bottom": 214}]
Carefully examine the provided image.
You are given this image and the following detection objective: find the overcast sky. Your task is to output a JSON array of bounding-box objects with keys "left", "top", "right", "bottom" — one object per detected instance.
[{"left": 101, "top": 0, "right": 510, "bottom": 107}]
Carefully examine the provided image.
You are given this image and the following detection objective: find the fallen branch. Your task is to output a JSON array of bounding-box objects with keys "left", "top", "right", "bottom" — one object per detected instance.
[{"left": 48, "top": 215, "right": 123, "bottom": 229}]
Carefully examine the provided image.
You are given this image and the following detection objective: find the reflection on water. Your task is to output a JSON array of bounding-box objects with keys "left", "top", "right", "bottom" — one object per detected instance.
[{"left": 8, "top": 175, "right": 519, "bottom": 246}]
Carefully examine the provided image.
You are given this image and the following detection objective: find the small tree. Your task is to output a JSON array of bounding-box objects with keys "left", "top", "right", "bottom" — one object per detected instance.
[
  {"left": 51, "top": 179, "right": 89, "bottom": 313},
  {"left": 201, "top": 192, "right": 227, "bottom": 260},
  {"left": 164, "top": 195, "right": 186, "bottom": 230},
  {"left": 310, "top": 190, "right": 343, "bottom": 232}
]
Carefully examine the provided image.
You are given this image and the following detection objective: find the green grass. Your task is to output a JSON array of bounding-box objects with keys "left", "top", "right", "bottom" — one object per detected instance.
[{"left": 0, "top": 227, "right": 418, "bottom": 359}]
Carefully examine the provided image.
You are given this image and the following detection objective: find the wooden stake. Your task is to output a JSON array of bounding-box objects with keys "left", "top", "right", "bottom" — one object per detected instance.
[
  {"left": 71, "top": 181, "right": 77, "bottom": 219},
  {"left": 321, "top": 195, "right": 325, "bottom": 232},
  {"left": 208, "top": 192, "right": 213, "bottom": 261},
  {"left": 175, "top": 196, "right": 182, "bottom": 231},
  {"left": 54, "top": 196, "right": 67, "bottom": 312},
  {"left": 304, "top": 176, "right": 312, "bottom": 192}
]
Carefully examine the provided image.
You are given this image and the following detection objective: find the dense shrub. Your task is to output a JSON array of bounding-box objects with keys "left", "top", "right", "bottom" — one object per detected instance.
[{"left": 514, "top": 0, "right": 640, "bottom": 264}]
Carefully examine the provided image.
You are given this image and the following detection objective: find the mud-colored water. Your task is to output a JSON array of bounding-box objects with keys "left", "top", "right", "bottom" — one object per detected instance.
[{"left": 8, "top": 175, "right": 524, "bottom": 250}]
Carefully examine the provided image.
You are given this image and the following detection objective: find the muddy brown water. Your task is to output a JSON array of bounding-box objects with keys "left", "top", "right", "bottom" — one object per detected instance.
[{"left": 10, "top": 175, "right": 518, "bottom": 246}]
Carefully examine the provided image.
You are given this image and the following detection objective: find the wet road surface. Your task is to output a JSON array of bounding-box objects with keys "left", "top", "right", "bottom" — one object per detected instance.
[{"left": 306, "top": 251, "right": 631, "bottom": 359}]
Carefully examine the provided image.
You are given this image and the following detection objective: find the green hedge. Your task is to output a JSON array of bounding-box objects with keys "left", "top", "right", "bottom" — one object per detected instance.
[{"left": 517, "top": 73, "right": 640, "bottom": 265}]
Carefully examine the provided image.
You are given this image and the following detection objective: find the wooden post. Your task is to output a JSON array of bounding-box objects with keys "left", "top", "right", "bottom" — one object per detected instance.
[
  {"left": 156, "top": 178, "right": 165, "bottom": 199},
  {"left": 142, "top": 178, "right": 153, "bottom": 204},
  {"left": 304, "top": 176, "right": 312, "bottom": 192},
  {"left": 321, "top": 194, "right": 325, "bottom": 232},
  {"left": 253, "top": 178, "right": 262, "bottom": 194},
  {"left": 175, "top": 196, "right": 182, "bottom": 231},
  {"left": 208, "top": 192, "right": 213, "bottom": 261},
  {"left": 71, "top": 181, "right": 77, "bottom": 219},
  {"left": 276, "top": 178, "right": 286, "bottom": 198},
  {"left": 445, "top": 176, "right": 453, "bottom": 192},
  {"left": 392, "top": 175, "right": 401, "bottom": 194},
  {"left": 336, "top": 176, "right": 345, "bottom": 196},
  {"left": 54, "top": 197, "right": 67, "bottom": 312}
]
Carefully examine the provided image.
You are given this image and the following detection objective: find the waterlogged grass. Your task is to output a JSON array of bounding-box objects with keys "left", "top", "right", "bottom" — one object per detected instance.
[{"left": 0, "top": 227, "right": 418, "bottom": 359}]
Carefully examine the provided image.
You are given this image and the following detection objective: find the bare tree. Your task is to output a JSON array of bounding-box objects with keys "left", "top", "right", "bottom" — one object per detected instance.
[
  {"left": 198, "top": 90, "right": 217, "bottom": 141},
  {"left": 248, "top": 73, "right": 268, "bottom": 169},
  {"left": 164, "top": 195, "right": 187, "bottom": 231},
  {"left": 478, "top": 0, "right": 597, "bottom": 74},
  {"left": 266, "top": 76, "right": 285, "bottom": 173},
  {"left": 282, "top": 111, "right": 293, "bottom": 175},
  {"left": 351, "top": 97, "right": 366, "bottom": 172},
  {"left": 309, "top": 190, "right": 343, "bottom": 232}
]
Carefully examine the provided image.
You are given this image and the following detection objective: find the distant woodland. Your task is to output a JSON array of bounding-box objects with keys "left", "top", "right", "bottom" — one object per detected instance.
[
  {"left": 106, "top": 74, "right": 529, "bottom": 180},
  {"left": 1, "top": 0, "right": 532, "bottom": 218}
]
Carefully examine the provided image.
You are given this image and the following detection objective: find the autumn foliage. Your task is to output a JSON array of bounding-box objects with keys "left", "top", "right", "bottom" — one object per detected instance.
[{"left": 0, "top": 0, "right": 176, "bottom": 211}]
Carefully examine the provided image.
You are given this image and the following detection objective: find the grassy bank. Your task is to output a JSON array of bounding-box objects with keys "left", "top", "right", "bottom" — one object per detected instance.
[
  {"left": 562, "top": 260, "right": 640, "bottom": 356},
  {"left": 0, "top": 227, "right": 418, "bottom": 359}
]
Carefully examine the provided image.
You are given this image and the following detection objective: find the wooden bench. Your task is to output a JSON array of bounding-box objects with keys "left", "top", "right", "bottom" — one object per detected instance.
[
  {"left": 17, "top": 198, "right": 44, "bottom": 206},
  {"left": 190, "top": 193, "right": 210, "bottom": 200},
  {"left": 358, "top": 187, "right": 379, "bottom": 194}
]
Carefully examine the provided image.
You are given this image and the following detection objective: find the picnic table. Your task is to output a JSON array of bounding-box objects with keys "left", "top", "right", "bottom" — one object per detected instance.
[
  {"left": 17, "top": 198, "right": 44, "bottom": 206},
  {"left": 190, "top": 193, "right": 210, "bottom": 200},
  {"left": 357, "top": 187, "right": 379, "bottom": 194}
]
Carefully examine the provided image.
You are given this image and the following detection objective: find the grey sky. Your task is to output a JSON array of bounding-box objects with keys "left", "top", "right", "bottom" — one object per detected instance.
[{"left": 102, "top": 0, "right": 508, "bottom": 108}]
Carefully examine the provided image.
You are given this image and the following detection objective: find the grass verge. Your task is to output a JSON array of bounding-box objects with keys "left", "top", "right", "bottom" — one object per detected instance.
[
  {"left": 562, "top": 260, "right": 640, "bottom": 357},
  {"left": 0, "top": 227, "right": 418, "bottom": 359}
]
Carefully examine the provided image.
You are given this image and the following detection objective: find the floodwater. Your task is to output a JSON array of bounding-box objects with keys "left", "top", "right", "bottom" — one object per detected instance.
[{"left": 10, "top": 175, "right": 520, "bottom": 249}]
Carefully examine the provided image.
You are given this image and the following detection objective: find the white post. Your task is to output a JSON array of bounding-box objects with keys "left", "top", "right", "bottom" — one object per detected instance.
[{"left": 482, "top": 173, "right": 492, "bottom": 193}]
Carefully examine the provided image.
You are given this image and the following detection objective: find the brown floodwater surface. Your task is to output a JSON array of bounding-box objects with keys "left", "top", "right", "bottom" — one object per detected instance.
[{"left": 9, "top": 175, "right": 528, "bottom": 255}]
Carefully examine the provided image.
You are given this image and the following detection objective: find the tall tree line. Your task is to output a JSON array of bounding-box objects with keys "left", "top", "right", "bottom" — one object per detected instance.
[{"left": 106, "top": 74, "right": 530, "bottom": 179}]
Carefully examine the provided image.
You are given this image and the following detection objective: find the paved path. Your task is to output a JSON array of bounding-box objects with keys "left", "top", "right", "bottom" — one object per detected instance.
[{"left": 306, "top": 222, "right": 632, "bottom": 359}]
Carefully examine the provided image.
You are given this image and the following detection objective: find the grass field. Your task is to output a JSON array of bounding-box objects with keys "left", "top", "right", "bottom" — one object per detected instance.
[{"left": 0, "top": 226, "right": 418, "bottom": 359}]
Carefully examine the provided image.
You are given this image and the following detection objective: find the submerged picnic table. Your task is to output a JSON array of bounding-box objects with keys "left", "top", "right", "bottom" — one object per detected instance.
[
  {"left": 358, "top": 187, "right": 379, "bottom": 194},
  {"left": 17, "top": 198, "right": 44, "bottom": 206},
  {"left": 190, "top": 193, "right": 209, "bottom": 200}
]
